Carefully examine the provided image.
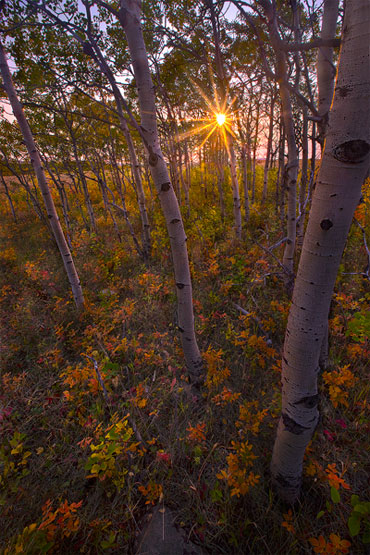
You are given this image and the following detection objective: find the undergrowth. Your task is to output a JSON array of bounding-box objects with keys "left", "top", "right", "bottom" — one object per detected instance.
[{"left": 0, "top": 168, "right": 369, "bottom": 554}]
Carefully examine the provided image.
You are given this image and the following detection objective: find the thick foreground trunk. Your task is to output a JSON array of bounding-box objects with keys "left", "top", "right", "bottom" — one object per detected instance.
[{"left": 271, "top": 0, "right": 370, "bottom": 503}]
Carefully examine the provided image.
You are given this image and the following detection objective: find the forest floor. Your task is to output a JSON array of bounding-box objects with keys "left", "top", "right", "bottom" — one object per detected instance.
[{"left": 0, "top": 169, "right": 369, "bottom": 554}]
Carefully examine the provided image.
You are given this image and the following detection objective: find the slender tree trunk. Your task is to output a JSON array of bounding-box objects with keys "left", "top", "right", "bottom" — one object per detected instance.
[
  {"left": 109, "top": 153, "right": 144, "bottom": 258},
  {"left": 262, "top": 93, "right": 275, "bottom": 203},
  {"left": 120, "top": 118, "right": 152, "bottom": 259},
  {"left": 90, "top": 156, "right": 123, "bottom": 243},
  {"left": 42, "top": 155, "right": 72, "bottom": 237},
  {"left": 271, "top": 0, "right": 370, "bottom": 503},
  {"left": 68, "top": 127, "right": 97, "bottom": 233},
  {"left": 310, "top": 122, "right": 317, "bottom": 187},
  {"left": 119, "top": 0, "right": 203, "bottom": 383},
  {"left": 317, "top": 0, "right": 340, "bottom": 146},
  {"left": 1, "top": 173, "right": 17, "bottom": 222},
  {"left": 280, "top": 90, "right": 298, "bottom": 279},
  {"left": 0, "top": 39, "right": 84, "bottom": 310},
  {"left": 216, "top": 153, "right": 226, "bottom": 223},
  {"left": 257, "top": 1, "right": 299, "bottom": 278},
  {"left": 227, "top": 135, "right": 242, "bottom": 239},
  {"left": 183, "top": 140, "right": 191, "bottom": 217},
  {"left": 276, "top": 117, "right": 285, "bottom": 214},
  {"left": 241, "top": 145, "right": 249, "bottom": 222},
  {"left": 251, "top": 100, "right": 260, "bottom": 203},
  {"left": 297, "top": 105, "right": 308, "bottom": 245},
  {"left": 237, "top": 104, "right": 251, "bottom": 223}
]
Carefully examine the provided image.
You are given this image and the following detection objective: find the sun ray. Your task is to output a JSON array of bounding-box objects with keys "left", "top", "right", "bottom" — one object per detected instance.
[
  {"left": 177, "top": 120, "right": 215, "bottom": 143},
  {"left": 175, "top": 72, "right": 239, "bottom": 151},
  {"left": 198, "top": 124, "right": 219, "bottom": 149}
]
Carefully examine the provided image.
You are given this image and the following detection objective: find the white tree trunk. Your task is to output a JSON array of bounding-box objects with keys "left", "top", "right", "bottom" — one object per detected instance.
[
  {"left": 279, "top": 73, "right": 298, "bottom": 279},
  {"left": 317, "top": 0, "right": 340, "bottom": 144},
  {"left": 0, "top": 39, "right": 84, "bottom": 310},
  {"left": 262, "top": 94, "right": 275, "bottom": 203},
  {"left": 119, "top": 0, "right": 203, "bottom": 382},
  {"left": 271, "top": 0, "right": 370, "bottom": 503},
  {"left": 258, "top": 0, "right": 299, "bottom": 279},
  {"left": 226, "top": 134, "right": 242, "bottom": 239}
]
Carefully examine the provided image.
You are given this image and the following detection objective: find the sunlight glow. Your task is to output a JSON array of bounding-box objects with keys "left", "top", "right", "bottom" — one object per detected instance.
[
  {"left": 216, "top": 113, "right": 226, "bottom": 126},
  {"left": 176, "top": 69, "right": 238, "bottom": 153}
]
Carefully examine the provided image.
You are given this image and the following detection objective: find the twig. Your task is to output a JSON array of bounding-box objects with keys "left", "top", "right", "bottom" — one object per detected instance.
[
  {"left": 269, "top": 236, "right": 287, "bottom": 250},
  {"left": 354, "top": 217, "right": 370, "bottom": 279},
  {"left": 232, "top": 302, "right": 272, "bottom": 346},
  {"left": 253, "top": 239, "right": 292, "bottom": 277},
  {"left": 296, "top": 168, "right": 315, "bottom": 226},
  {"left": 84, "top": 354, "right": 110, "bottom": 403}
]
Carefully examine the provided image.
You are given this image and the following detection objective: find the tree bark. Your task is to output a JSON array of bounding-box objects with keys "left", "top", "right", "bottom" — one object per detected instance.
[
  {"left": 262, "top": 92, "right": 275, "bottom": 203},
  {"left": 317, "top": 0, "right": 340, "bottom": 146},
  {"left": 119, "top": 0, "right": 203, "bottom": 383},
  {"left": 257, "top": 0, "right": 299, "bottom": 279},
  {"left": 1, "top": 172, "right": 17, "bottom": 222},
  {"left": 80, "top": 39, "right": 152, "bottom": 259},
  {"left": 226, "top": 134, "right": 242, "bottom": 238},
  {"left": 271, "top": 0, "right": 370, "bottom": 503},
  {"left": 0, "top": 39, "right": 84, "bottom": 310},
  {"left": 297, "top": 105, "right": 308, "bottom": 245},
  {"left": 251, "top": 98, "right": 260, "bottom": 203}
]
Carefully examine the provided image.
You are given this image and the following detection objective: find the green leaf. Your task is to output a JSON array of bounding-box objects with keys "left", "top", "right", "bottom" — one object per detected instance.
[
  {"left": 210, "top": 485, "right": 223, "bottom": 503},
  {"left": 316, "top": 510, "right": 325, "bottom": 520},
  {"left": 354, "top": 503, "right": 369, "bottom": 515},
  {"left": 348, "top": 515, "right": 361, "bottom": 537},
  {"left": 101, "top": 532, "right": 116, "bottom": 549},
  {"left": 331, "top": 486, "right": 340, "bottom": 504},
  {"left": 362, "top": 526, "right": 370, "bottom": 544},
  {"left": 351, "top": 495, "right": 360, "bottom": 507},
  {"left": 326, "top": 500, "right": 332, "bottom": 512}
]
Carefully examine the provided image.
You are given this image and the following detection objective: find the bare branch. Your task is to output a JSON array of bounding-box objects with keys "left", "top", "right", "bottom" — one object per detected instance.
[{"left": 281, "top": 37, "right": 341, "bottom": 52}]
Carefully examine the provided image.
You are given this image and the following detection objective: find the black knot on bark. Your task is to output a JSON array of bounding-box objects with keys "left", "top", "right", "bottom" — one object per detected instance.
[
  {"left": 83, "top": 42, "right": 94, "bottom": 57},
  {"left": 336, "top": 86, "right": 351, "bottom": 97},
  {"left": 333, "top": 140, "right": 370, "bottom": 164},
  {"left": 282, "top": 412, "right": 310, "bottom": 434},
  {"left": 320, "top": 219, "right": 333, "bottom": 230},
  {"left": 295, "top": 394, "right": 319, "bottom": 409},
  {"left": 275, "top": 472, "right": 294, "bottom": 488},
  {"left": 161, "top": 182, "right": 171, "bottom": 192},
  {"left": 170, "top": 218, "right": 180, "bottom": 224},
  {"left": 176, "top": 282, "right": 185, "bottom": 289},
  {"left": 149, "top": 152, "right": 159, "bottom": 166}
]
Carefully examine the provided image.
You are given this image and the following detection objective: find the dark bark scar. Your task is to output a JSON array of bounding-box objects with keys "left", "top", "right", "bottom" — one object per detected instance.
[{"left": 282, "top": 412, "right": 310, "bottom": 434}]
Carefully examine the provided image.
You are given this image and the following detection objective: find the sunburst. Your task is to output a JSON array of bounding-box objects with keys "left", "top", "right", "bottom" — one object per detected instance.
[
  {"left": 216, "top": 113, "right": 226, "bottom": 126},
  {"left": 176, "top": 76, "right": 237, "bottom": 152}
]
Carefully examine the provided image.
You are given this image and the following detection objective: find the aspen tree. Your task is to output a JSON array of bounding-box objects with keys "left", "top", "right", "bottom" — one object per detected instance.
[
  {"left": 271, "top": 0, "right": 370, "bottom": 503},
  {"left": 0, "top": 38, "right": 84, "bottom": 310},
  {"left": 118, "top": 0, "right": 203, "bottom": 382},
  {"left": 262, "top": 91, "right": 275, "bottom": 203},
  {"left": 256, "top": 0, "right": 299, "bottom": 277},
  {"left": 317, "top": 0, "right": 340, "bottom": 145}
]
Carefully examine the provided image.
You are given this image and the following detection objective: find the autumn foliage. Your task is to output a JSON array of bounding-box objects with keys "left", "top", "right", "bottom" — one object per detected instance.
[{"left": 0, "top": 164, "right": 369, "bottom": 553}]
